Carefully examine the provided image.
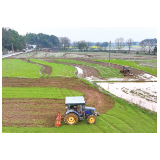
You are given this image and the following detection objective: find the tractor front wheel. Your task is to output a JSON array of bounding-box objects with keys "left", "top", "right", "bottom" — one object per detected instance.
[
  {"left": 87, "top": 115, "right": 96, "bottom": 124},
  {"left": 65, "top": 113, "right": 79, "bottom": 125}
]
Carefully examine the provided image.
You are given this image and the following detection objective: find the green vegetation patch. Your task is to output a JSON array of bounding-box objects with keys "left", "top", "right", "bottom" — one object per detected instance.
[
  {"left": 2, "top": 59, "right": 42, "bottom": 78},
  {"left": 94, "top": 59, "right": 157, "bottom": 76},
  {"left": 2, "top": 87, "right": 84, "bottom": 99},
  {"left": 56, "top": 59, "right": 123, "bottom": 78},
  {"left": 29, "top": 59, "right": 75, "bottom": 77}
]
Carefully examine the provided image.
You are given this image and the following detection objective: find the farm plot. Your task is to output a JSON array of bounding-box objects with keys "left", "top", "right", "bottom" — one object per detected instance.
[
  {"left": 2, "top": 59, "right": 42, "bottom": 78},
  {"left": 2, "top": 87, "right": 84, "bottom": 99},
  {"left": 29, "top": 59, "right": 76, "bottom": 77},
  {"left": 2, "top": 77, "right": 157, "bottom": 132},
  {"left": 46, "top": 52, "right": 65, "bottom": 58},
  {"left": 55, "top": 59, "right": 123, "bottom": 78},
  {"left": 131, "top": 59, "right": 157, "bottom": 68},
  {"left": 33, "top": 52, "right": 47, "bottom": 58},
  {"left": 2, "top": 77, "right": 114, "bottom": 128},
  {"left": 10, "top": 52, "right": 36, "bottom": 58},
  {"left": 94, "top": 59, "right": 157, "bottom": 76},
  {"left": 97, "top": 82, "right": 157, "bottom": 112}
]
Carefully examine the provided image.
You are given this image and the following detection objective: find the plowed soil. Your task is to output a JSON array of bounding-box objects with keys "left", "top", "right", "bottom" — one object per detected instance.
[{"left": 2, "top": 77, "right": 114, "bottom": 127}]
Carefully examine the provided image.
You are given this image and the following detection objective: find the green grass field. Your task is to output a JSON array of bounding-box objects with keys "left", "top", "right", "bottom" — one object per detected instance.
[
  {"left": 2, "top": 58, "right": 157, "bottom": 133},
  {"left": 2, "top": 59, "right": 42, "bottom": 78},
  {"left": 2, "top": 97, "right": 157, "bottom": 133},
  {"left": 56, "top": 59, "right": 123, "bottom": 78},
  {"left": 2, "top": 87, "right": 84, "bottom": 99},
  {"left": 94, "top": 59, "right": 157, "bottom": 76},
  {"left": 29, "top": 59, "right": 76, "bottom": 77}
]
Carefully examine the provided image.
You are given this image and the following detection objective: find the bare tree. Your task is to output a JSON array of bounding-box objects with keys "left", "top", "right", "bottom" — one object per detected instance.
[
  {"left": 140, "top": 41, "right": 147, "bottom": 54},
  {"left": 126, "top": 38, "right": 133, "bottom": 54},
  {"left": 59, "top": 37, "right": 71, "bottom": 50},
  {"left": 119, "top": 37, "right": 124, "bottom": 51},
  {"left": 115, "top": 38, "right": 120, "bottom": 51},
  {"left": 148, "top": 39, "right": 156, "bottom": 54}
]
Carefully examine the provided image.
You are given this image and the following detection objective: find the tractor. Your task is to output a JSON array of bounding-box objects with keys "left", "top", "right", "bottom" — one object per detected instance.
[
  {"left": 55, "top": 96, "right": 99, "bottom": 127},
  {"left": 120, "top": 66, "right": 133, "bottom": 76}
]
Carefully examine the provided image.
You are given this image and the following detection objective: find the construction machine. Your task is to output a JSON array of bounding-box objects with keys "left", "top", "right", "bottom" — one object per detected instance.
[{"left": 55, "top": 96, "right": 99, "bottom": 127}]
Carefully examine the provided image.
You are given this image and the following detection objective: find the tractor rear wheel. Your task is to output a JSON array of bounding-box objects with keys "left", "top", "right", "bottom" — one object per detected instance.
[
  {"left": 87, "top": 115, "right": 96, "bottom": 124},
  {"left": 65, "top": 113, "right": 79, "bottom": 125}
]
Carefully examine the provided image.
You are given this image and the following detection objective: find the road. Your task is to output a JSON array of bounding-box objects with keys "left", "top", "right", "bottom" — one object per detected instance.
[{"left": 2, "top": 50, "right": 33, "bottom": 58}]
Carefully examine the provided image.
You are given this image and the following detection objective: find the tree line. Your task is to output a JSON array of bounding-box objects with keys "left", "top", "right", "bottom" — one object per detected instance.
[
  {"left": 25, "top": 33, "right": 59, "bottom": 48},
  {"left": 2, "top": 27, "right": 157, "bottom": 55},
  {"left": 2, "top": 27, "right": 59, "bottom": 53}
]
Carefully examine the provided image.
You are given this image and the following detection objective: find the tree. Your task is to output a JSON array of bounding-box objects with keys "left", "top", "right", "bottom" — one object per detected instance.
[
  {"left": 140, "top": 41, "right": 147, "bottom": 54},
  {"left": 86, "top": 41, "right": 91, "bottom": 51},
  {"left": 115, "top": 38, "right": 120, "bottom": 51},
  {"left": 126, "top": 38, "right": 133, "bottom": 54},
  {"left": 119, "top": 37, "right": 124, "bottom": 50},
  {"left": 153, "top": 45, "right": 157, "bottom": 55},
  {"left": 140, "top": 38, "right": 157, "bottom": 54},
  {"left": 96, "top": 42, "right": 101, "bottom": 50},
  {"left": 59, "top": 37, "right": 70, "bottom": 50},
  {"left": 101, "top": 42, "right": 108, "bottom": 50},
  {"left": 78, "top": 41, "right": 87, "bottom": 51},
  {"left": 72, "top": 41, "right": 78, "bottom": 49},
  {"left": 2, "top": 27, "right": 26, "bottom": 52}
]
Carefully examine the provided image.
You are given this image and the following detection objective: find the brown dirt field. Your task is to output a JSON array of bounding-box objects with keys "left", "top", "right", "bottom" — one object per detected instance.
[{"left": 2, "top": 77, "right": 114, "bottom": 127}]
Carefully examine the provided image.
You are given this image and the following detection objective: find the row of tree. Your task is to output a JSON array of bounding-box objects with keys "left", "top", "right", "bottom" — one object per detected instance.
[
  {"left": 25, "top": 33, "right": 59, "bottom": 48},
  {"left": 58, "top": 37, "right": 109, "bottom": 51},
  {"left": 2, "top": 27, "right": 26, "bottom": 52},
  {"left": 140, "top": 38, "right": 157, "bottom": 54},
  {"left": 114, "top": 37, "right": 157, "bottom": 54},
  {"left": 2, "top": 27, "right": 157, "bottom": 55}
]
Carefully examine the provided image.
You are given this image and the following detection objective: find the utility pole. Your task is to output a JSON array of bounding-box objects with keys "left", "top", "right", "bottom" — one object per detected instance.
[{"left": 109, "top": 41, "right": 111, "bottom": 66}]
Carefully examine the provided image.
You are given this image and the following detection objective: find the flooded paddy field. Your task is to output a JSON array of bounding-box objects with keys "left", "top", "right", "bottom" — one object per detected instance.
[{"left": 97, "top": 82, "right": 157, "bottom": 112}]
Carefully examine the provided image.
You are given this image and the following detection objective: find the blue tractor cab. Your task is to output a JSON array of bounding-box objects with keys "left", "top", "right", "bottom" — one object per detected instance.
[{"left": 64, "top": 96, "right": 99, "bottom": 125}]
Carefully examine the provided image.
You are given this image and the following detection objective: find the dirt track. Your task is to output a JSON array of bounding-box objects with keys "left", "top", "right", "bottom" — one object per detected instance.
[{"left": 2, "top": 77, "right": 114, "bottom": 127}]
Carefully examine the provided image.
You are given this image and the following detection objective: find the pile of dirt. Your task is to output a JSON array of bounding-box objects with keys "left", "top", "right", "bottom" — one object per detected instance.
[{"left": 2, "top": 77, "right": 114, "bottom": 127}]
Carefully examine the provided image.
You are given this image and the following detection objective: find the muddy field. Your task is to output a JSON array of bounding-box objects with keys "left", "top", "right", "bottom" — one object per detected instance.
[{"left": 2, "top": 77, "right": 114, "bottom": 127}]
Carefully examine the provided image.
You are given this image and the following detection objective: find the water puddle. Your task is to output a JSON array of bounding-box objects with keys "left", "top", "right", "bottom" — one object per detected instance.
[
  {"left": 137, "top": 73, "right": 157, "bottom": 81},
  {"left": 86, "top": 76, "right": 106, "bottom": 81},
  {"left": 75, "top": 66, "right": 83, "bottom": 77},
  {"left": 97, "top": 82, "right": 157, "bottom": 112}
]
